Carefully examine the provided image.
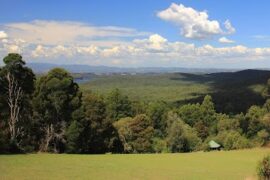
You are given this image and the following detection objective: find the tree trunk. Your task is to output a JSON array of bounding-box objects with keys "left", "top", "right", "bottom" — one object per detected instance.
[
  {"left": 40, "top": 124, "right": 54, "bottom": 152},
  {"left": 5, "top": 72, "right": 23, "bottom": 142}
]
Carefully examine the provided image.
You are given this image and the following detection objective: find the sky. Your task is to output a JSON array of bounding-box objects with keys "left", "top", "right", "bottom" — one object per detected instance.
[{"left": 0, "top": 0, "right": 270, "bottom": 68}]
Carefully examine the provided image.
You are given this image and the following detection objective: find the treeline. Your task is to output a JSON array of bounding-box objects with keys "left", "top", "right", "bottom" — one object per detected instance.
[{"left": 1, "top": 53, "right": 270, "bottom": 154}]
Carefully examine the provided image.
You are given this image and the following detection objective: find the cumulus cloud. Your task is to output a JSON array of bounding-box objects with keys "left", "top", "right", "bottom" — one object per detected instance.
[
  {"left": 0, "top": 19, "right": 268, "bottom": 67},
  {"left": 0, "top": 31, "right": 8, "bottom": 39},
  {"left": 157, "top": 3, "right": 235, "bottom": 39},
  {"left": 219, "top": 37, "right": 235, "bottom": 44},
  {"left": 0, "top": 32, "right": 270, "bottom": 66}
]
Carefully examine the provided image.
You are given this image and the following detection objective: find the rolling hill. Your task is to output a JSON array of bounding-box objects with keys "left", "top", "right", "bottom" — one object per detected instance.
[{"left": 80, "top": 69, "right": 270, "bottom": 114}]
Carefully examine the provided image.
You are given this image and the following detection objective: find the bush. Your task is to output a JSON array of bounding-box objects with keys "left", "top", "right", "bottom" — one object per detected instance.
[
  {"left": 257, "top": 130, "right": 270, "bottom": 146},
  {"left": 167, "top": 114, "right": 202, "bottom": 153},
  {"left": 152, "top": 138, "right": 169, "bottom": 153},
  {"left": 258, "top": 155, "right": 270, "bottom": 180},
  {"left": 215, "top": 131, "right": 251, "bottom": 150}
]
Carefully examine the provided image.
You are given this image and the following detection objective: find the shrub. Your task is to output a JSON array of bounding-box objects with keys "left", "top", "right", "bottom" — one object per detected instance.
[
  {"left": 152, "top": 138, "right": 168, "bottom": 153},
  {"left": 258, "top": 155, "right": 270, "bottom": 180},
  {"left": 167, "top": 114, "right": 202, "bottom": 152},
  {"left": 215, "top": 131, "right": 251, "bottom": 150},
  {"left": 257, "top": 130, "right": 270, "bottom": 146}
]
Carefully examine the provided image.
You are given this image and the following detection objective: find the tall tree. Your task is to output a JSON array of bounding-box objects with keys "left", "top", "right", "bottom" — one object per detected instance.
[
  {"left": 106, "top": 88, "right": 132, "bottom": 121},
  {"left": 0, "top": 53, "right": 35, "bottom": 150},
  {"left": 147, "top": 101, "right": 168, "bottom": 137},
  {"left": 32, "top": 68, "right": 81, "bottom": 153},
  {"left": 78, "top": 93, "right": 123, "bottom": 153}
]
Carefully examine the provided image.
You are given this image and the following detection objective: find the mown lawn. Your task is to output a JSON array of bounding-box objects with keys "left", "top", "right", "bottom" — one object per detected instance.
[{"left": 0, "top": 148, "right": 269, "bottom": 180}]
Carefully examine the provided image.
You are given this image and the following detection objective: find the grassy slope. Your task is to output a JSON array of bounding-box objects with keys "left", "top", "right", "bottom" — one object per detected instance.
[{"left": 1, "top": 148, "right": 269, "bottom": 180}]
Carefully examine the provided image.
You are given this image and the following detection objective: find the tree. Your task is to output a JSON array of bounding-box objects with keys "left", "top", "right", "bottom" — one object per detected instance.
[
  {"left": 178, "top": 103, "right": 203, "bottom": 126},
  {"left": 66, "top": 121, "right": 82, "bottom": 153},
  {"left": 257, "top": 130, "right": 269, "bottom": 146},
  {"left": 79, "top": 93, "right": 123, "bottom": 153},
  {"left": 106, "top": 88, "right": 132, "bottom": 121},
  {"left": 113, "top": 117, "right": 133, "bottom": 153},
  {"left": 217, "top": 114, "right": 240, "bottom": 133},
  {"left": 147, "top": 101, "right": 168, "bottom": 137},
  {"left": 32, "top": 68, "right": 81, "bottom": 153},
  {"left": 201, "top": 95, "right": 217, "bottom": 125},
  {"left": 177, "top": 95, "right": 217, "bottom": 140},
  {"left": 214, "top": 130, "right": 250, "bottom": 150},
  {"left": 245, "top": 105, "right": 267, "bottom": 137},
  {"left": 262, "top": 79, "right": 270, "bottom": 99},
  {"left": 129, "top": 114, "right": 154, "bottom": 153},
  {"left": 194, "top": 120, "right": 209, "bottom": 140},
  {"left": 114, "top": 114, "right": 154, "bottom": 153},
  {"left": 0, "top": 53, "right": 35, "bottom": 151},
  {"left": 166, "top": 113, "right": 201, "bottom": 152}
]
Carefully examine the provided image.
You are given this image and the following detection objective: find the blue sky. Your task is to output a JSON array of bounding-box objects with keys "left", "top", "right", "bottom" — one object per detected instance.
[{"left": 0, "top": 0, "right": 270, "bottom": 68}]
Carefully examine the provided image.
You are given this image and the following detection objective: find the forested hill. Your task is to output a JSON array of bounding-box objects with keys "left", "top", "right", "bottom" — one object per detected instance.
[
  {"left": 28, "top": 63, "right": 239, "bottom": 74},
  {"left": 174, "top": 69, "right": 270, "bottom": 113},
  {"left": 81, "top": 69, "right": 270, "bottom": 114}
]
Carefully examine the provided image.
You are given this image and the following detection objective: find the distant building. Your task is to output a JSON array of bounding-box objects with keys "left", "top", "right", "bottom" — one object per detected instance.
[{"left": 209, "top": 140, "right": 221, "bottom": 150}]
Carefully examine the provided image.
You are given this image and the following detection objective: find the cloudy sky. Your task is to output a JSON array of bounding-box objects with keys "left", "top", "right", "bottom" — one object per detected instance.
[{"left": 0, "top": 0, "right": 270, "bottom": 68}]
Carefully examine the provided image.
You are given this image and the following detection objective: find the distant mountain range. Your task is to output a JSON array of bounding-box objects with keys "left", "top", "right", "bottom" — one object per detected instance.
[{"left": 28, "top": 63, "right": 243, "bottom": 74}]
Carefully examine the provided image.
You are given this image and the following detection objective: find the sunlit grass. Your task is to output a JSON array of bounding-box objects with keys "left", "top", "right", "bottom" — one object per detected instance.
[{"left": 1, "top": 148, "right": 269, "bottom": 179}]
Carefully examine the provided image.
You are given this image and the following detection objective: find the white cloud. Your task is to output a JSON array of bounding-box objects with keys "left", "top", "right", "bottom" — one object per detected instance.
[
  {"left": 219, "top": 37, "right": 235, "bottom": 44},
  {"left": 0, "top": 31, "right": 8, "bottom": 39},
  {"left": 0, "top": 19, "right": 269, "bottom": 67},
  {"left": 157, "top": 3, "right": 235, "bottom": 39},
  {"left": 3, "top": 20, "right": 150, "bottom": 46},
  {"left": 1, "top": 33, "right": 270, "bottom": 67},
  {"left": 224, "top": 20, "right": 236, "bottom": 34},
  {"left": 32, "top": 45, "right": 45, "bottom": 57}
]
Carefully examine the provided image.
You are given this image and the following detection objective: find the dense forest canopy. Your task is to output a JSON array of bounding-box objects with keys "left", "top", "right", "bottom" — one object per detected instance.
[{"left": 1, "top": 53, "right": 270, "bottom": 154}]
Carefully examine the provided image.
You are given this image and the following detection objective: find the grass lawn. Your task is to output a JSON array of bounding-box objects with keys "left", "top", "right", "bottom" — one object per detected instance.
[{"left": 1, "top": 148, "right": 270, "bottom": 180}]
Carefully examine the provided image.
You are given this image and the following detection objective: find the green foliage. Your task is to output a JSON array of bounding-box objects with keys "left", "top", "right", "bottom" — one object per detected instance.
[
  {"left": 166, "top": 113, "right": 201, "bottom": 152},
  {"left": 262, "top": 79, "right": 270, "bottom": 99},
  {"left": 152, "top": 138, "right": 168, "bottom": 153},
  {"left": 1, "top": 53, "right": 270, "bottom": 154},
  {"left": 113, "top": 117, "right": 133, "bottom": 153},
  {"left": 177, "top": 95, "right": 217, "bottom": 140},
  {"left": 33, "top": 68, "right": 82, "bottom": 152},
  {"left": 106, "top": 88, "right": 133, "bottom": 121},
  {"left": 114, "top": 114, "right": 154, "bottom": 153},
  {"left": 178, "top": 103, "right": 202, "bottom": 126},
  {"left": 215, "top": 131, "right": 251, "bottom": 150},
  {"left": 201, "top": 95, "right": 217, "bottom": 125},
  {"left": 257, "top": 130, "right": 270, "bottom": 146},
  {"left": 81, "top": 70, "right": 270, "bottom": 114},
  {"left": 245, "top": 106, "right": 267, "bottom": 137},
  {"left": 66, "top": 121, "right": 82, "bottom": 153},
  {"left": 258, "top": 155, "right": 270, "bottom": 180},
  {"left": 217, "top": 114, "right": 240, "bottom": 132},
  {"left": 80, "top": 93, "right": 122, "bottom": 153},
  {"left": 81, "top": 73, "right": 209, "bottom": 103},
  {"left": 147, "top": 101, "right": 169, "bottom": 137},
  {"left": 0, "top": 53, "right": 35, "bottom": 152}
]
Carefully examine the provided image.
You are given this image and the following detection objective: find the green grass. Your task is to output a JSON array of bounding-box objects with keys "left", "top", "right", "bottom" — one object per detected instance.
[{"left": 1, "top": 148, "right": 270, "bottom": 179}]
